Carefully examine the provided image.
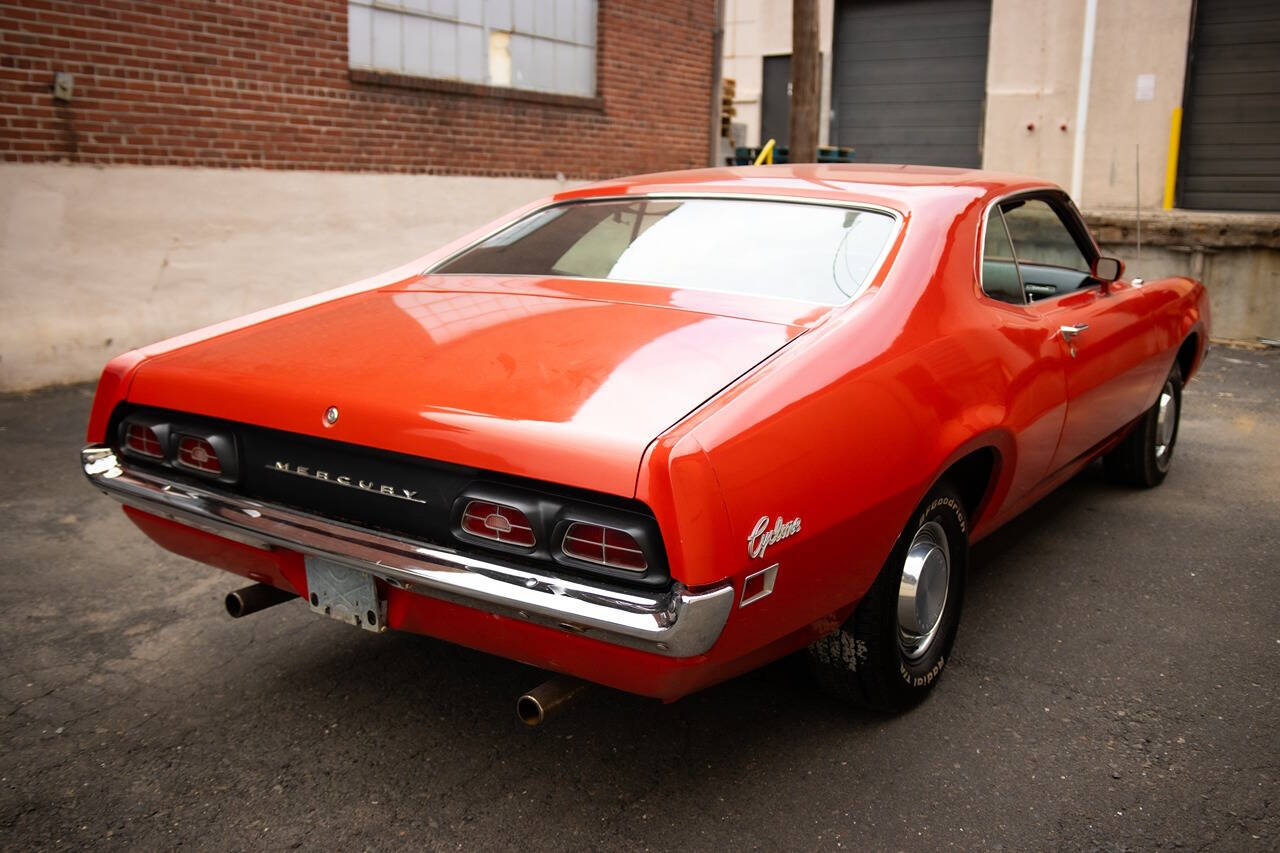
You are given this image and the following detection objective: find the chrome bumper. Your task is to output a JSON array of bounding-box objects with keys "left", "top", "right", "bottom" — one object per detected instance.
[{"left": 81, "top": 444, "right": 732, "bottom": 657}]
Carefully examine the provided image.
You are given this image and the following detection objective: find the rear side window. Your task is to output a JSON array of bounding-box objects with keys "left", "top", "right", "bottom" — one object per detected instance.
[
  {"left": 434, "top": 198, "right": 899, "bottom": 305},
  {"left": 981, "top": 208, "right": 1024, "bottom": 305}
]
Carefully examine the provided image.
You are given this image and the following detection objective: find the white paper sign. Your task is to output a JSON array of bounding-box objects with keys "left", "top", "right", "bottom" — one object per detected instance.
[{"left": 1136, "top": 73, "right": 1156, "bottom": 101}]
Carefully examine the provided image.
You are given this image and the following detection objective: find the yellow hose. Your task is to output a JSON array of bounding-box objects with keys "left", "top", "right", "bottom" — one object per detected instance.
[{"left": 754, "top": 138, "right": 776, "bottom": 166}]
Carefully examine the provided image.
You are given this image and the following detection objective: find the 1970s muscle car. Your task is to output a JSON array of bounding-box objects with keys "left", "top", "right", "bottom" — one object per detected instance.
[{"left": 82, "top": 165, "right": 1209, "bottom": 718}]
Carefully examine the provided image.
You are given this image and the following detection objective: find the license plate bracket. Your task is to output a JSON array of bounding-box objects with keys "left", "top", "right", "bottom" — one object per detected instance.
[{"left": 304, "top": 555, "right": 386, "bottom": 633}]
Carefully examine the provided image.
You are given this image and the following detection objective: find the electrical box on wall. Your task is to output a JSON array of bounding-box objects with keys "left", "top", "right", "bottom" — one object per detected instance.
[{"left": 52, "top": 72, "right": 73, "bottom": 102}]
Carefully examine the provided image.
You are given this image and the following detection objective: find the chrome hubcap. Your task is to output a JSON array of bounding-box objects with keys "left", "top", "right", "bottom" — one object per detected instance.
[
  {"left": 1154, "top": 379, "right": 1177, "bottom": 471},
  {"left": 897, "top": 520, "right": 950, "bottom": 661}
]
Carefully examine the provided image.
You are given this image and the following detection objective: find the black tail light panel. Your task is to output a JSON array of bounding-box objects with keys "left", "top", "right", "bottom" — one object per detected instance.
[
  {"left": 108, "top": 404, "right": 671, "bottom": 591},
  {"left": 116, "top": 414, "right": 240, "bottom": 485}
]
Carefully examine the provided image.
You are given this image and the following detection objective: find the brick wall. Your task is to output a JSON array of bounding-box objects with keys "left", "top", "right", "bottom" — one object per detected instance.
[{"left": 0, "top": 1, "right": 715, "bottom": 178}]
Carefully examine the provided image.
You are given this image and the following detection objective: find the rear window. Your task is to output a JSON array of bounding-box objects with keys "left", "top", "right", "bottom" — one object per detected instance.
[{"left": 433, "top": 198, "right": 898, "bottom": 305}]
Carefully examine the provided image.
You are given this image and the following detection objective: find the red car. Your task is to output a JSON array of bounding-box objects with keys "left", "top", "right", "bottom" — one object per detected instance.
[{"left": 82, "top": 165, "right": 1209, "bottom": 718}]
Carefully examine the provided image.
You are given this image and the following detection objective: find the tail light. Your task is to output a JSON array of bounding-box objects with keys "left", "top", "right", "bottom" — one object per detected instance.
[
  {"left": 124, "top": 423, "right": 164, "bottom": 458},
  {"left": 460, "top": 500, "right": 536, "bottom": 548},
  {"left": 452, "top": 489, "right": 664, "bottom": 581},
  {"left": 561, "top": 522, "right": 648, "bottom": 572},
  {"left": 176, "top": 435, "right": 223, "bottom": 475},
  {"left": 116, "top": 413, "right": 238, "bottom": 482}
]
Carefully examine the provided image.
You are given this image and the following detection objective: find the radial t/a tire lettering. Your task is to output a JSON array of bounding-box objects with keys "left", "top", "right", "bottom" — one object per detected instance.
[{"left": 807, "top": 481, "right": 968, "bottom": 713}]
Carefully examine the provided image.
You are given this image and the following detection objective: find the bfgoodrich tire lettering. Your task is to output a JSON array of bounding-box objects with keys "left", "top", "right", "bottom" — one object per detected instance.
[{"left": 807, "top": 482, "right": 968, "bottom": 713}]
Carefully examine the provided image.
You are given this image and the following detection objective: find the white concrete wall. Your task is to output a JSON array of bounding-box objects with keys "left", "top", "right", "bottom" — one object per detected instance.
[
  {"left": 722, "top": 0, "right": 835, "bottom": 149},
  {"left": 982, "top": 0, "right": 1192, "bottom": 209},
  {"left": 0, "top": 165, "right": 565, "bottom": 391}
]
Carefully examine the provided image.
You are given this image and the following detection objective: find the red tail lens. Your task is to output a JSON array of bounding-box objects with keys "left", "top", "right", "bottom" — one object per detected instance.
[
  {"left": 176, "top": 435, "right": 222, "bottom": 475},
  {"left": 562, "top": 522, "right": 648, "bottom": 572},
  {"left": 461, "top": 500, "right": 536, "bottom": 548},
  {"left": 125, "top": 423, "right": 164, "bottom": 458}
]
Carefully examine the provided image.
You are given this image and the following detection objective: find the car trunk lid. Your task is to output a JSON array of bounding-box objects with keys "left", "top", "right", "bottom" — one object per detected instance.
[{"left": 125, "top": 277, "right": 817, "bottom": 496}]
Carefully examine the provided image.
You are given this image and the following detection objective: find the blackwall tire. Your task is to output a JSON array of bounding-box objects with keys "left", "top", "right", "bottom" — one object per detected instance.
[
  {"left": 1104, "top": 361, "right": 1183, "bottom": 489},
  {"left": 807, "top": 482, "right": 968, "bottom": 713}
]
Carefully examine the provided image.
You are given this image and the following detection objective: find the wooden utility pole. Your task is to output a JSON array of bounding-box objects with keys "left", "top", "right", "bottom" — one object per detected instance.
[
  {"left": 789, "top": 0, "right": 821, "bottom": 163},
  {"left": 709, "top": 0, "right": 725, "bottom": 166}
]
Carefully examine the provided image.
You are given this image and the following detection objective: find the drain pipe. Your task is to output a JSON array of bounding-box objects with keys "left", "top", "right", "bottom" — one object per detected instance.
[{"left": 1069, "top": 0, "right": 1099, "bottom": 204}]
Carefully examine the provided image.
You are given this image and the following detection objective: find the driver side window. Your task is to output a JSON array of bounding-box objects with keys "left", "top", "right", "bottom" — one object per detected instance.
[{"left": 1000, "top": 199, "right": 1092, "bottom": 300}]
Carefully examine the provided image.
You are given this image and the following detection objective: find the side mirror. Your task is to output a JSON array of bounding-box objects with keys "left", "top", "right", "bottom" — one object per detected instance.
[{"left": 1093, "top": 256, "right": 1124, "bottom": 283}]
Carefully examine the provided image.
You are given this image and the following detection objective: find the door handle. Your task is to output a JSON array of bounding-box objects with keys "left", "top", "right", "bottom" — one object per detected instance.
[{"left": 1059, "top": 324, "right": 1089, "bottom": 342}]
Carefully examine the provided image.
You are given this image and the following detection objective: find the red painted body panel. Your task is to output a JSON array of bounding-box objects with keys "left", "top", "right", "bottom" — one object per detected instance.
[
  {"left": 88, "top": 165, "right": 1211, "bottom": 700},
  {"left": 123, "top": 282, "right": 804, "bottom": 497},
  {"left": 123, "top": 505, "right": 846, "bottom": 700}
]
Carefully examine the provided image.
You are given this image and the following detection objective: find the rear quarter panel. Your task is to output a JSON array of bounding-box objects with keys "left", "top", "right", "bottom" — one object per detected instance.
[
  {"left": 639, "top": 228, "right": 1210, "bottom": 674},
  {"left": 636, "top": 189, "right": 1066, "bottom": 663}
]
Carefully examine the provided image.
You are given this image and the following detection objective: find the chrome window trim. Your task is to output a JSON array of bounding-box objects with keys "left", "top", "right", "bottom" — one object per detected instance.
[
  {"left": 975, "top": 187, "right": 1104, "bottom": 307},
  {"left": 82, "top": 445, "right": 733, "bottom": 658},
  {"left": 422, "top": 192, "right": 906, "bottom": 308}
]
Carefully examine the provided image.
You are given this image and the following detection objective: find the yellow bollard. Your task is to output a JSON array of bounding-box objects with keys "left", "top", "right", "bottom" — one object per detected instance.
[{"left": 1163, "top": 107, "right": 1182, "bottom": 210}]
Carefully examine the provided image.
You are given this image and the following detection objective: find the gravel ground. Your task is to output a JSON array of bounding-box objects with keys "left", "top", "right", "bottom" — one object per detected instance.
[{"left": 1, "top": 347, "right": 1277, "bottom": 851}]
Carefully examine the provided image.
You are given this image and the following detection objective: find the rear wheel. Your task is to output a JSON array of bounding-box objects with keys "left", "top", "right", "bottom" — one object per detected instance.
[
  {"left": 807, "top": 482, "right": 968, "bottom": 713},
  {"left": 1104, "top": 361, "right": 1182, "bottom": 488}
]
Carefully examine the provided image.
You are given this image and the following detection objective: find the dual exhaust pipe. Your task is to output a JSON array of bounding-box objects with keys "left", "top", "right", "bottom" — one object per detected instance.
[{"left": 225, "top": 583, "right": 587, "bottom": 725}]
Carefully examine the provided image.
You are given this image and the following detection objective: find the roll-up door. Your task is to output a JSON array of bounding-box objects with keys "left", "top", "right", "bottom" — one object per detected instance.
[
  {"left": 831, "top": 0, "right": 992, "bottom": 167},
  {"left": 1179, "top": 0, "right": 1280, "bottom": 211}
]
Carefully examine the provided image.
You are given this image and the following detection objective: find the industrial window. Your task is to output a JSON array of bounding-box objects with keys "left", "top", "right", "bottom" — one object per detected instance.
[{"left": 347, "top": 0, "right": 597, "bottom": 97}]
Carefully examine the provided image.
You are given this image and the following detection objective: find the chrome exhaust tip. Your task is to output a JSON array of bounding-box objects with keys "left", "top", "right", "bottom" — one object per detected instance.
[
  {"left": 517, "top": 676, "right": 589, "bottom": 727},
  {"left": 225, "top": 583, "right": 298, "bottom": 618}
]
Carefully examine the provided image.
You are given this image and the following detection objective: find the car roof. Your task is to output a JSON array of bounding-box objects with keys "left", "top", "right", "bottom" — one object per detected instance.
[{"left": 555, "top": 163, "right": 1059, "bottom": 217}]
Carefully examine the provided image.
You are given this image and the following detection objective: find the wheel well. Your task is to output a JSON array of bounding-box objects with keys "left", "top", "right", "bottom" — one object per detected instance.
[
  {"left": 941, "top": 447, "right": 998, "bottom": 523},
  {"left": 1177, "top": 332, "right": 1200, "bottom": 381}
]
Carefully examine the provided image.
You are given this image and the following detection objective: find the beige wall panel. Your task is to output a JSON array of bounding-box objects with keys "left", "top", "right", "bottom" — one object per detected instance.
[
  {"left": 984, "top": 0, "right": 1192, "bottom": 208},
  {"left": 982, "top": 0, "right": 1085, "bottom": 188},
  {"left": 1082, "top": 0, "right": 1193, "bottom": 209},
  {"left": 0, "top": 165, "right": 565, "bottom": 391}
]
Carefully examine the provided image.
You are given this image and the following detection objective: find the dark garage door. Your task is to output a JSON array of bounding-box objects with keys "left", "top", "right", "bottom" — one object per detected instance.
[
  {"left": 1179, "top": 0, "right": 1280, "bottom": 211},
  {"left": 761, "top": 54, "right": 792, "bottom": 148},
  {"left": 832, "top": 0, "right": 991, "bottom": 167}
]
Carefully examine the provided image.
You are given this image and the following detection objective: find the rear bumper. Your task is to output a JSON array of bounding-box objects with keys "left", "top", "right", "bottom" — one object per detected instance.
[{"left": 81, "top": 444, "right": 733, "bottom": 658}]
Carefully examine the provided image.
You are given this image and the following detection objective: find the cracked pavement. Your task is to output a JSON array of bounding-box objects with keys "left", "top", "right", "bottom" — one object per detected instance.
[{"left": 1, "top": 348, "right": 1277, "bottom": 850}]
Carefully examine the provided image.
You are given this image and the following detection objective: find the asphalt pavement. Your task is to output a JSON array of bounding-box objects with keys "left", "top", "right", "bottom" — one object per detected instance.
[{"left": 1, "top": 348, "right": 1277, "bottom": 851}]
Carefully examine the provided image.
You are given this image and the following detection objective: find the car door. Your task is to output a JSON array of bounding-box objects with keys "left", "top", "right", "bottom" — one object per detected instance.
[
  {"left": 998, "top": 195, "right": 1160, "bottom": 472},
  {"left": 975, "top": 202, "right": 1070, "bottom": 509}
]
